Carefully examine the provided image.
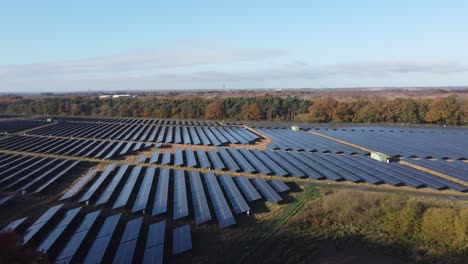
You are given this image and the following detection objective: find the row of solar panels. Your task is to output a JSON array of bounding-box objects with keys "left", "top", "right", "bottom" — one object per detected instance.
[
  {"left": 28, "top": 122, "right": 259, "bottom": 146},
  {"left": 139, "top": 148, "right": 467, "bottom": 192},
  {"left": 1, "top": 205, "right": 191, "bottom": 263},
  {"left": 407, "top": 159, "right": 468, "bottom": 182},
  {"left": 0, "top": 120, "right": 47, "bottom": 133},
  {"left": 60, "top": 164, "right": 289, "bottom": 227},
  {"left": 0, "top": 135, "right": 149, "bottom": 159},
  {"left": 255, "top": 128, "right": 369, "bottom": 155},
  {"left": 51, "top": 116, "right": 230, "bottom": 126},
  {"left": 0, "top": 153, "right": 84, "bottom": 194},
  {"left": 318, "top": 129, "right": 467, "bottom": 159}
]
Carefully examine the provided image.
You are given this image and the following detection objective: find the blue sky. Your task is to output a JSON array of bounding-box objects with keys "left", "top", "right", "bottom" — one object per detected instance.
[{"left": 1, "top": 1, "right": 467, "bottom": 92}]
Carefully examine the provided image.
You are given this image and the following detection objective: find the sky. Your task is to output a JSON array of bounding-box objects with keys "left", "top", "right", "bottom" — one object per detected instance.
[{"left": 1, "top": 0, "right": 468, "bottom": 92}]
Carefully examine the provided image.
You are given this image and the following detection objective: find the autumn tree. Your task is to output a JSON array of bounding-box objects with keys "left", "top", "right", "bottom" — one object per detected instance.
[
  {"left": 305, "top": 98, "right": 338, "bottom": 122},
  {"left": 204, "top": 100, "right": 225, "bottom": 120},
  {"left": 241, "top": 103, "right": 262, "bottom": 121}
]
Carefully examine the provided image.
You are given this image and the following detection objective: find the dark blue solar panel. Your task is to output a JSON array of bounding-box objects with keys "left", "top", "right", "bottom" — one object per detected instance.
[
  {"left": 262, "top": 150, "right": 305, "bottom": 177},
  {"left": 79, "top": 163, "right": 117, "bottom": 202},
  {"left": 195, "top": 126, "right": 211, "bottom": 145},
  {"left": 185, "top": 149, "right": 197, "bottom": 167},
  {"left": 136, "top": 154, "right": 147, "bottom": 163},
  {"left": 173, "top": 225, "right": 192, "bottom": 255},
  {"left": 269, "top": 180, "right": 290, "bottom": 193},
  {"left": 37, "top": 207, "right": 82, "bottom": 252},
  {"left": 149, "top": 151, "right": 160, "bottom": 164},
  {"left": 95, "top": 164, "right": 129, "bottom": 206},
  {"left": 112, "top": 217, "right": 143, "bottom": 264},
  {"left": 226, "top": 148, "right": 256, "bottom": 173},
  {"left": 55, "top": 210, "right": 101, "bottom": 264},
  {"left": 235, "top": 176, "right": 261, "bottom": 202},
  {"left": 160, "top": 152, "right": 171, "bottom": 165},
  {"left": 207, "top": 150, "right": 226, "bottom": 170},
  {"left": 152, "top": 168, "right": 170, "bottom": 216},
  {"left": 22, "top": 204, "right": 63, "bottom": 245},
  {"left": 173, "top": 170, "right": 189, "bottom": 220},
  {"left": 1, "top": 217, "right": 28, "bottom": 234},
  {"left": 217, "top": 148, "right": 241, "bottom": 172},
  {"left": 238, "top": 148, "right": 271, "bottom": 174},
  {"left": 182, "top": 126, "right": 191, "bottom": 144},
  {"left": 119, "top": 142, "right": 134, "bottom": 155},
  {"left": 188, "top": 127, "right": 202, "bottom": 145},
  {"left": 143, "top": 221, "right": 166, "bottom": 263},
  {"left": 174, "top": 148, "right": 184, "bottom": 166},
  {"left": 250, "top": 149, "right": 288, "bottom": 176},
  {"left": 196, "top": 150, "right": 211, "bottom": 168},
  {"left": 204, "top": 173, "right": 236, "bottom": 228},
  {"left": 252, "top": 178, "right": 282, "bottom": 203},
  {"left": 219, "top": 175, "right": 250, "bottom": 214},
  {"left": 188, "top": 171, "right": 212, "bottom": 224},
  {"left": 132, "top": 167, "right": 156, "bottom": 213},
  {"left": 113, "top": 166, "right": 143, "bottom": 209},
  {"left": 60, "top": 169, "right": 98, "bottom": 201}
]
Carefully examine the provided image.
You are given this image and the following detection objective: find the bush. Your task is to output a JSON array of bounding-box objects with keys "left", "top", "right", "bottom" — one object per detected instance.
[
  {"left": 380, "top": 195, "right": 422, "bottom": 239},
  {"left": 421, "top": 208, "right": 467, "bottom": 249},
  {"left": 322, "top": 189, "right": 381, "bottom": 226}
]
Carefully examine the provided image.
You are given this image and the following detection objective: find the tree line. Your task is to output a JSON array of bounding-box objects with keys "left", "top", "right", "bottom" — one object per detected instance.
[{"left": 0, "top": 94, "right": 466, "bottom": 125}]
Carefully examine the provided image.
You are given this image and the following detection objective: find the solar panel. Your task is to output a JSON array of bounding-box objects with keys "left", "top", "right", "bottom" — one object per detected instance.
[
  {"left": 226, "top": 148, "right": 256, "bottom": 173},
  {"left": 1, "top": 217, "right": 28, "bottom": 234},
  {"left": 250, "top": 149, "right": 288, "bottom": 176},
  {"left": 174, "top": 148, "right": 184, "bottom": 166},
  {"left": 160, "top": 152, "right": 171, "bottom": 165},
  {"left": 174, "top": 126, "right": 182, "bottom": 144},
  {"left": 132, "top": 141, "right": 143, "bottom": 152},
  {"left": 269, "top": 180, "right": 290, "bottom": 193},
  {"left": 132, "top": 167, "right": 156, "bottom": 213},
  {"left": 196, "top": 150, "right": 211, "bottom": 168},
  {"left": 95, "top": 164, "right": 129, "bottom": 206},
  {"left": 252, "top": 178, "right": 282, "bottom": 203},
  {"left": 173, "top": 170, "right": 189, "bottom": 220},
  {"left": 173, "top": 225, "right": 192, "bottom": 255},
  {"left": 113, "top": 166, "right": 143, "bottom": 209},
  {"left": 0, "top": 196, "right": 12, "bottom": 206},
  {"left": 94, "top": 141, "right": 116, "bottom": 158},
  {"left": 188, "top": 127, "right": 202, "bottom": 145},
  {"left": 143, "top": 220, "right": 165, "bottom": 264},
  {"left": 37, "top": 207, "right": 82, "bottom": 252},
  {"left": 149, "top": 151, "right": 160, "bottom": 164},
  {"left": 207, "top": 150, "right": 226, "bottom": 170},
  {"left": 185, "top": 149, "right": 197, "bottom": 167},
  {"left": 119, "top": 142, "right": 134, "bottom": 155},
  {"left": 262, "top": 150, "right": 305, "bottom": 177},
  {"left": 60, "top": 169, "right": 98, "bottom": 201},
  {"left": 32, "top": 160, "right": 81, "bottom": 193},
  {"left": 83, "top": 214, "right": 122, "bottom": 263},
  {"left": 235, "top": 176, "right": 261, "bottom": 202},
  {"left": 22, "top": 204, "right": 63, "bottom": 245},
  {"left": 202, "top": 126, "right": 221, "bottom": 146},
  {"left": 112, "top": 217, "right": 143, "bottom": 264},
  {"left": 152, "top": 168, "right": 170, "bottom": 216},
  {"left": 55, "top": 210, "right": 101, "bottom": 264},
  {"left": 136, "top": 154, "right": 147, "bottom": 163},
  {"left": 195, "top": 126, "right": 211, "bottom": 145},
  {"left": 238, "top": 148, "right": 271, "bottom": 174},
  {"left": 204, "top": 173, "right": 236, "bottom": 228},
  {"left": 217, "top": 148, "right": 241, "bottom": 172},
  {"left": 78, "top": 163, "right": 117, "bottom": 203},
  {"left": 219, "top": 175, "right": 250, "bottom": 214},
  {"left": 188, "top": 171, "right": 212, "bottom": 224},
  {"left": 182, "top": 126, "right": 192, "bottom": 144}
]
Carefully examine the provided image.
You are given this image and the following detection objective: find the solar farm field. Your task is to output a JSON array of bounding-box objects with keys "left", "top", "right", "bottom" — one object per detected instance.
[{"left": 0, "top": 117, "right": 467, "bottom": 263}]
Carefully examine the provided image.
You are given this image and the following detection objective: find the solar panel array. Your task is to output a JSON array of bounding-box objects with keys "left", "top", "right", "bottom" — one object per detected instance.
[
  {"left": 0, "top": 135, "right": 147, "bottom": 159},
  {"left": 5, "top": 202, "right": 202, "bottom": 263},
  {"left": 318, "top": 128, "right": 468, "bottom": 159},
  {"left": 407, "top": 159, "right": 468, "bottom": 182},
  {"left": 0, "top": 120, "right": 47, "bottom": 133},
  {"left": 26, "top": 121, "right": 259, "bottom": 146},
  {"left": 256, "top": 128, "right": 369, "bottom": 155},
  {"left": 0, "top": 153, "right": 84, "bottom": 194}
]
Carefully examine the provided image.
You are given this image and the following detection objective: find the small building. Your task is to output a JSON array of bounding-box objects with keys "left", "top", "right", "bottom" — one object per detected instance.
[
  {"left": 46, "top": 118, "right": 54, "bottom": 123},
  {"left": 291, "top": 125, "right": 300, "bottom": 131},
  {"left": 371, "top": 152, "right": 393, "bottom": 163}
]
